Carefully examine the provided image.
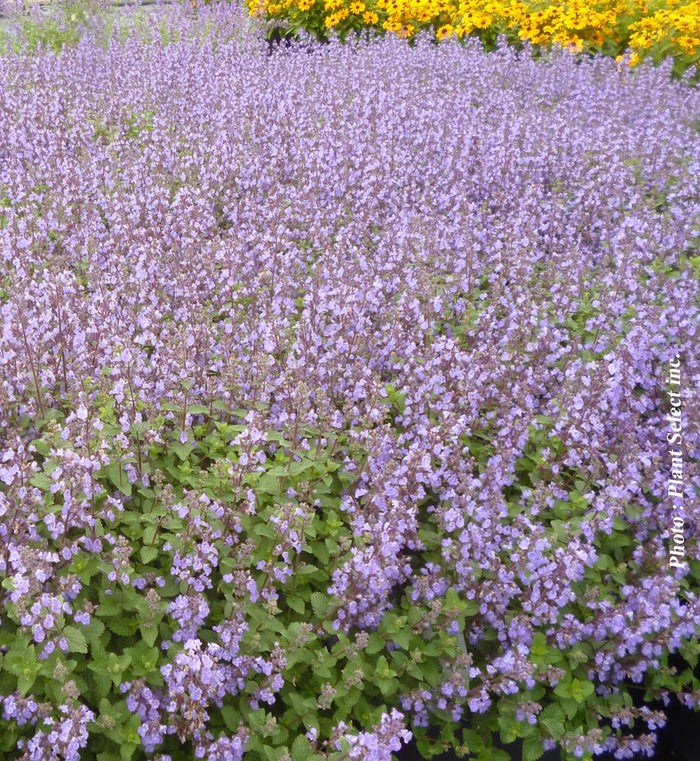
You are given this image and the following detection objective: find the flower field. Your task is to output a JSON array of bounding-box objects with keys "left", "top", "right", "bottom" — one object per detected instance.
[
  {"left": 0, "top": 4, "right": 699, "bottom": 761},
  {"left": 249, "top": 0, "right": 700, "bottom": 75}
]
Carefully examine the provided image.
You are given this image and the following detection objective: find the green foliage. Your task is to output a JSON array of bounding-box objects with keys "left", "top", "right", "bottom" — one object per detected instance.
[
  {"left": 0, "top": 400, "right": 474, "bottom": 759},
  {"left": 1, "top": 393, "right": 698, "bottom": 759},
  {"left": 0, "top": 1, "right": 236, "bottom": 58},
  {"left": 0, "top": 0, "right": 97, "bottom": 55}
]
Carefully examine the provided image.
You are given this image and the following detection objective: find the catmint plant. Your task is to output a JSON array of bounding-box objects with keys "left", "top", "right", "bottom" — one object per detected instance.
[{"left": 0, "top": 4, "right": 699, "bottom": 761}]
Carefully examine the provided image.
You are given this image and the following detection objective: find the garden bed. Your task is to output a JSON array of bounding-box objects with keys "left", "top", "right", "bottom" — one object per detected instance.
[{"left": 0, "top": 4, "right": 698, "bottom": 760}]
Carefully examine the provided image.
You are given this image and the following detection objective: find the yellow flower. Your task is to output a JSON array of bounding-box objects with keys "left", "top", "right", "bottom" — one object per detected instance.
[{"left": 254, "top": 0, "right": 700, "bottom": 64}]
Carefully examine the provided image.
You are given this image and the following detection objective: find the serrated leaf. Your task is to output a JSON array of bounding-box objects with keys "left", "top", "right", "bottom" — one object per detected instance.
[
  {"left": 553, "top": 678, "right": 572, "bottom": 699},
  {"left": 539, "top": 703, "right": 565, "bottom": 739},
  {"left": 290, "top": 460, "right": 314, "bottom": 477},
  {"left": 63, "top": 626, "right": 88, "bottom": 654},
  {"left": 29, "top": 472, "right": 53, "bottom": 491},
  {"left": 310, "top": 593, "right": 329, "bottom": 618},
  {"left": 561, "top": 696, "right": 579, "bottom": 719},
  {"left": 81, "top": 617, "right": 106, "bottom": 644},
  {"left": 17, "top": 673, "right": 37, "bottom": 696},
  {"left": 376, "top": 677, "right": 397, "bottom": 697},
  {"left": 30, "top": 437, "right": 50, "bottom": 456},
  {"left": 571, "top": 678, "right": 595, "bottom": 701},
  {"left": 366, "top": 633, "right": 385, "bottom": 655},
  {"left": 530, "top": 632, "right": 548, "bottom": 658},
  {"left": 522, "top": 735, "right": 545, "bottom": 761},
  {"left": 291, "top": 734, "right": 312, "bottom": 761},
  {"left": 140, "top": 623, "right": 159, "bottom": 647},
  {"left": 406, "top": 607, "right": 423, "bottom": 627},
  {"left": 389, "top": 628, "right": 411, "bottom": 649},
  {"left": 406, "top": 661, "right": 423, "bottom": 679},
  {"left": 171, "top": 441, "right": 195, "bottom": 461},
  {"left": 106, "top": 617, "right": 138, "bottom": 636},
  {"left": 462, "top": 729, "right": 485, "bottom": 753},
  {"left": 309, "top": 541, "right": 329, "bottom": 565},
  {"left": 140, "top": 546, "right": 159, "bottom": 564},
  {"left": 142, "top": 526, "right": 158, "bottom": 545},
  {"left": 221, "top": 704, "right": 241, "bottom": 731},
  {"left": 287, "top": 596, "right": 306, "bottom": 615}
]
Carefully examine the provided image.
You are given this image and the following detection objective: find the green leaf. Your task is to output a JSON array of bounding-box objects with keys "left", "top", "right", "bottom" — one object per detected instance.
[
  {"left": 17, "top": 673, "right": 37, "bottom": 696},
  {"left": 106, "top": 617, "right": 138, "bottom": 637},
  {"left": 30, "top": 437, "right": 51, "bottom": 456},
  {"left": 126, "top": 643, "right": 159, "bottom": 676},
  {"left": 310, "top": 593, "right": 329, "bottom": 618},
  {"left": 103, "top": 463, "right": 132, "bottom": 497},
  {"left": 497, "top": 712, "right": 519, "bottom": 744},
  {"left": 140, "top": 624, "right": 159, "bottom": 647},
  {"left": 376, "top": 677, "right": 397, "bottom": 697},
  {"left": 221, "top": 704, "right": 241, "bottom": 731},
  {"left": 530, "top": 632, "right": 548, "bottom": 658},
  {"left": 142, "top": 525, "right": 158, "bottom": 545},
  {"left": 389, "top": 628, "right": 411, "bottom": 649},
  {"left": 254, "top": 524, "right": 277, "bottom": 539},
  {"left": 309, "top": 541, "right": 329, "bottom": 565},
  {"left": 553, "top": 677, "right": 572, "bottom": 699},
  {"left": 171, "top": 441, "right": 195, "bottom": 461},
  {"left": 291, "top": 735, "right": 312, "bottom": 761},
  {"left": 522, "top": 735, "right": 545, "bottom": 761},
  {"left": 287, "top": 596, "right": 306, "bottom": 615},
  {"left": 539, "top": 704, "right": 565, "bottom": 739},
  {"left": 462, "top": 730, "right": 485, "bottom": 754},
  {"left": 140, "top": 546, "right": 159, "bottom": 564},
  {"left": 561, "top": 697, "right": 580, "bottom": 719},
  {"left": 263, "top": 746, "right": 283, "bottom": 761},
  {"left": 407, "top": 606, "right": 423, "bottom": 627},
  {"left": 63, "top": 626, "right": 88, "bottom": 654},
  {"left": 571, "top": 678, "right": 595, "bottom": 702},
  {"left": 29, "top": 472, "right": 53, "bottom": 491},
  {"left": 366, "top": 633, "right": 385, "bottom": 655}
]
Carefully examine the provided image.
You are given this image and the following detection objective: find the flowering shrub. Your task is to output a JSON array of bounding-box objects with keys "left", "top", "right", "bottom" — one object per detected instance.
[
  {"left": 248, "top": 0, "right": 700, "bottom": 75},
  {"left": 0, "top": 5, "right": 699, "bottom": 761}
]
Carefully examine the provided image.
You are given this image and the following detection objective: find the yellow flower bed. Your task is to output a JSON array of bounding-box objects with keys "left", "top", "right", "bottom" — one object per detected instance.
[{"left": 250, "top": 0, "right": 700, "bottom": 72}]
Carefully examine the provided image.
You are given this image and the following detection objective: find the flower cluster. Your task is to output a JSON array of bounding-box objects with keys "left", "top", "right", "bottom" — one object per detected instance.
[
  {"left": 3, "top": 697, "right": 94, "bottom": 761},
  {"left": 251, "top": 0, "right": 700, "bottom": 71},
  {"left": 0, "top": 4, "right": 698, "bottom": 759},
  {"left": 334, "top": 708, "right": 413, "bottom": 761}
]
